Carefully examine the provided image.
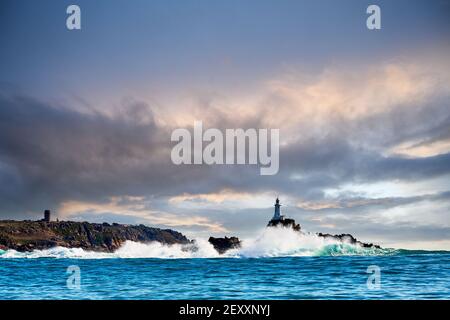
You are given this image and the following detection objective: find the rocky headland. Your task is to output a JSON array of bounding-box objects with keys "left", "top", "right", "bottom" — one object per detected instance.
[{"left": 0, "top": 220, "right": 190, "bottom": 252}]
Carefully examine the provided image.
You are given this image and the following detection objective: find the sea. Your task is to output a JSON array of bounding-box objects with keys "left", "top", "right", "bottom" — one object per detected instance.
[{"left": 0, "top": 228, "right": 449, "bottom": 300}]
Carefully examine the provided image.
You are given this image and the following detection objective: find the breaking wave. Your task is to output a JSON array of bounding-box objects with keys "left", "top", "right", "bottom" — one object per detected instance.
[{"left": 0, "top": 227, "right": 438, "bottom": 259}]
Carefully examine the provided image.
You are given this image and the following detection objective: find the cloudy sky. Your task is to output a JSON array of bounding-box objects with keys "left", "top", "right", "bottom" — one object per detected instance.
[{"left": 1, "top": 0, "right": 449, "bottom": 249}]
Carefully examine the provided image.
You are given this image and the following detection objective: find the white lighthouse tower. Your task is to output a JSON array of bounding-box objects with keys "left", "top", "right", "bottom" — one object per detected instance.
[{"left": 272, "top": 198, "right": 284, "bottom": 221}]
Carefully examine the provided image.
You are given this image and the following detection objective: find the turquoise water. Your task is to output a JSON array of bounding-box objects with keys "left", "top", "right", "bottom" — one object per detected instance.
[{"left": 1, "top": 252, "right": 449, "bottom": 299}]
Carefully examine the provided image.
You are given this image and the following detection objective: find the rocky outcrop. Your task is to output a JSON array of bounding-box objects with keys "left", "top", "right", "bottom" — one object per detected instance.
[
  {"left": 267, "top": 218, "right": 301, "bottom": 231},
  {"left": 208, "top": 236, "right": 241, "bottom": 254},
  {"left": 316, "top": 232, "right": 381, "bottom": 249},
  {"left": 0, "top": 220, "right": 191, "bottom": 252}
]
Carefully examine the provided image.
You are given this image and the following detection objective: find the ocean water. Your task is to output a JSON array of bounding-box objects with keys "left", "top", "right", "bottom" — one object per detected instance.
[{"left": 0, "top": 228, "right": 449, "bottom": 300}]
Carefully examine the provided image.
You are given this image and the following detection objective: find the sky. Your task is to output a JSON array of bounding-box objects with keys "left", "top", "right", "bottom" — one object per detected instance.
[{"left": 0, "top": 0, "right": 449, "bottom": 249}]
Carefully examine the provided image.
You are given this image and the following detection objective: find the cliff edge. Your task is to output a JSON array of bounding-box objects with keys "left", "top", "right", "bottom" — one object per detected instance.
[{"left": 0, "top": 220, "right": 191, "bottom": 252}]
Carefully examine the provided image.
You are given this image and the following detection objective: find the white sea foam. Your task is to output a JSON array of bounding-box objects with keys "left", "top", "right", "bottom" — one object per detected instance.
[
  {"left": 0, "top": 227, "right": 391, "bottom": 259},
  {"left": 226, "top": 227, "right": 390, "bottom": 258}
]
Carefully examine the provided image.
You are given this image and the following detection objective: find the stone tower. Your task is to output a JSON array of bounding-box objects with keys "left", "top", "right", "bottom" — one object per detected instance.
[{"left": 44, "top": 210, "right": 51, "bottom": 222}]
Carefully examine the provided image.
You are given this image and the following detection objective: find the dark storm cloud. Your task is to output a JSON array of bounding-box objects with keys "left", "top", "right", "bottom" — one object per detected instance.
[
  {"left": 0, "top": 91, "right": 282, "bottom": 217},
  {"left": 275, "top": 92, "right": 450, "bottom": 200},
  {"left": 1, "top": 89, "right": 450, "bottom": 219},
  {"left": 278, "top": 138, "right": 450, "bottom": 201},
  {"left": 0, "top": 92, "right": 171, "bottom": 217}
]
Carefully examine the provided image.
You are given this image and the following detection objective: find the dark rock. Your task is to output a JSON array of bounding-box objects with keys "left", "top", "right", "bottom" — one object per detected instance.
[
  {"left": 208, "top": 236, "right": 241, "bottom": 254},
  {"left": 316, "top": 232, "right": 381, "bottom": 249},
  {"left": 267, "top": 218, "right": 301, "bottom": 231}
]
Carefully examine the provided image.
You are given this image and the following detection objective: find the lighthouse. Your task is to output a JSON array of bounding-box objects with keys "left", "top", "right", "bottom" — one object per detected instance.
[
  {"left": 272, "top": 198, "right": 284, "bottom": 221},
  {"left": 267, "top": 197, "right": 301, "bottom": 230}
]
